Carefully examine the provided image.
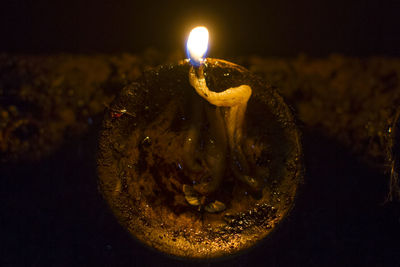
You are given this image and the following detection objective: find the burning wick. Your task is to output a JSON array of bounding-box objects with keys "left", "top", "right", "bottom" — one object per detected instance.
[{"left": 183, "top": 26, "right": 255, "bottom": 212}]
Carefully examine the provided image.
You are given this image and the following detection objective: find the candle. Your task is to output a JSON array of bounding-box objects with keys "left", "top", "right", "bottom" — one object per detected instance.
[
  {"left": 183, "top": 26, "right": 261, "bottom": 213},
  {"left": 97, "top": 25, "right": 303, "bottom": 258}
]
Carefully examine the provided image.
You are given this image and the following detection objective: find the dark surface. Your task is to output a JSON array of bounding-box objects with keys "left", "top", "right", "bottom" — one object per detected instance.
[
  {"left": 1, "top": 55, "right": 400, "bottom": 266},
  {"left": 2, "top": 119, "right": 399, "bottom": 266}
]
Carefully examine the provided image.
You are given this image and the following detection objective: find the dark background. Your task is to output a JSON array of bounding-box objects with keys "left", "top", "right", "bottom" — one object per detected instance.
[
  {"left": 0, "top": 0, "right": 399, "bottom": 57},
  {"left": 1, "top": 0, "right": 400, "bottom": 266}
]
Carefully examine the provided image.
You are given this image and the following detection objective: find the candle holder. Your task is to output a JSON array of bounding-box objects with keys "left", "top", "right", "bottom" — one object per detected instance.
[{"left": 97, "top": 58, "right": 303, "bottom": 258}]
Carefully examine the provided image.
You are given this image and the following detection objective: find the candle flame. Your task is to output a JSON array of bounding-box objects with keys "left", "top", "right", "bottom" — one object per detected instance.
[{"left": 186, "top": 26, "right": 209, "bottom": 66}]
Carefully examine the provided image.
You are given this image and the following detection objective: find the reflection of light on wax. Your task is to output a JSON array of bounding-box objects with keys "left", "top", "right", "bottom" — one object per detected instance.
[{"left": 186, "top": 26, "right": 209, "bottom": 66}]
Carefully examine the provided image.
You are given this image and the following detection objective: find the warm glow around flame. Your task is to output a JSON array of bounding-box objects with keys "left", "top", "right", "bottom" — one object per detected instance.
[{"left": 186, "top": 26, "right": 209, "bottom": 66}]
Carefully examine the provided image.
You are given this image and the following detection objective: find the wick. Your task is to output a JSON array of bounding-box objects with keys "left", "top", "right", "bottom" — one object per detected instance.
[
  {"left": 182, "top": 64, "right": 255, "bottom": 200},
  {"left": 189, "top": 66, "right": 252, "bottom": 150}
]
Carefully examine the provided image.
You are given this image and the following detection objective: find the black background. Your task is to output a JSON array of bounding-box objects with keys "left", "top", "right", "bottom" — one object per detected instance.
[
  {"left": 1, "top": 0, "right": 400, "bottom": 266},
  {"left": 0, "top": 0, "right": 399, "bottom": 57}
]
